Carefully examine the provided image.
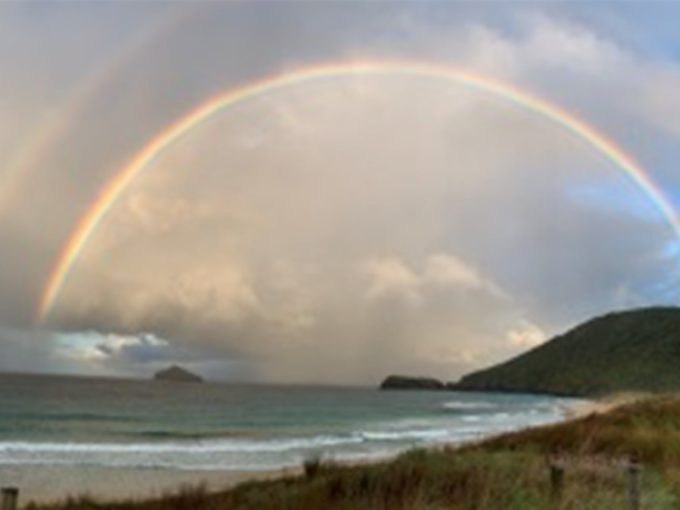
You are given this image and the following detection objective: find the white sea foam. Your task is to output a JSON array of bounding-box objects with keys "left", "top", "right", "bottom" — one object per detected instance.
[
  {"left": 441, "top": 401, "right": 496, "bottom": 411},
  {"left": 0, "top": 424, "right": 513, "bottom": 471},
  {"left": 0, "top": 435, "right": 364, "bottom": 455},
  {"left": 0, "top": 411, "right": 567, "bottom": 470},
  {"left": 360, "top": 429, "right": 449, "bottom": 441}
]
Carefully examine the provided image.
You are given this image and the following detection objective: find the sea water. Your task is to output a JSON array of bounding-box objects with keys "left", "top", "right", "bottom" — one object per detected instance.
[{"left": 0, "top": 374, "right": 579, "bottom": 472}]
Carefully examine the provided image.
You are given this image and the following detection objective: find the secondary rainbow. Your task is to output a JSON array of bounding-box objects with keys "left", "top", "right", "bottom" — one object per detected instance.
[
  {"left": 36, "top": 60, "right": 680, "bottom": 323},
  {"left": 0, "top": 7, "right": 190, "bottom": 217}
]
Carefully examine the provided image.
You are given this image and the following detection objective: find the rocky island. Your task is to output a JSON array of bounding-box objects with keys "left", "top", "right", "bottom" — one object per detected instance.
[
  {"left": 153, "top": 365, "right": 203, "bottom": 383},
  {"left": 380, "top": 375, "right": 445, "bottom": 390}
]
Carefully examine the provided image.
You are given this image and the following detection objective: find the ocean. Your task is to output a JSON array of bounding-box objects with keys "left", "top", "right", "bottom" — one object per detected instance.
[{"left": 0, "top": 374, "right": 578, "bottom": 473}]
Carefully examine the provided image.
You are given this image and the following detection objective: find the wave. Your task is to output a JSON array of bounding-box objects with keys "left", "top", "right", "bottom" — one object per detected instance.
[
  {"left": 441, "top": 401, "right": 496, "bottom": 411},
  {"left": 360, "top": 429, "right": 450, "bottom": 441},
  {"left": 0, "top": 426, "right": 472, "bottom": 456},
  {"left": 0, "top": 404, "right": 569, "bottom": 470},
  {"left": 0, "top": 455, "right": 296, "bottom": 472},
  {"left": 0, "top": 433, "right": 414, "bottom": 471},
  {"left": 0, "top": 435, "right": 365, "bottom": 455},
  {"left": 0, "top": 413, "right": 562, "bottom": 458}
]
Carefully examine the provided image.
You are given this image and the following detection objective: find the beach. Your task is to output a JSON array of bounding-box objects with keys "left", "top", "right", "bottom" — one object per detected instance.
[
  {"left": 0, "top": 465, "right": 299, "bottom": 504},
  {"left": 0, "top": 374, "right": 585, "bottom": 505},
  {"left": 10, "top": 394, "right": 670, "bottom": 510}
]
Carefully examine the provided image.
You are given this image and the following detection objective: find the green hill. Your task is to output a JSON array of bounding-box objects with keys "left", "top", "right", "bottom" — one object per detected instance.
[{"left": 453, "top": 307, "right": 680, "bottom": 397}]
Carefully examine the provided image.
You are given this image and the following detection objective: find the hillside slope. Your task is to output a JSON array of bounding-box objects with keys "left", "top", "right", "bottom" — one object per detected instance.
[{"left": 453, "top": 307, "right": 680, "bottom": 396}]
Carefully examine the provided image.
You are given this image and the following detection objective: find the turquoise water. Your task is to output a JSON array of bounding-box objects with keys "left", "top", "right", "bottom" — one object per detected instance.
[{"left": 0, "top": 374, "right": 578, "bottom": 471}]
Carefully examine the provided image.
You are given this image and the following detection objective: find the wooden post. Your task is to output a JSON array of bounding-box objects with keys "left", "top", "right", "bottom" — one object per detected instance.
[
  {"left": 549, "top": 460, "right": 564, "bottom": 499},
  {"left": 1, "top": 488, "right": 18, "bottom": 510},
  {"left": 627, "top": 456, "right": 641, "bottom": 510}
]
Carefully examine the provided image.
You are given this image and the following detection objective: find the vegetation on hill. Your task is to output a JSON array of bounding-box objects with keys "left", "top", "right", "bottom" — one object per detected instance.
[
  {"left": 454, "top": 307, "right": 680, "bottom": 396},
  {"left": 27, "top": 395, "right": 680, "bottom": 510}
]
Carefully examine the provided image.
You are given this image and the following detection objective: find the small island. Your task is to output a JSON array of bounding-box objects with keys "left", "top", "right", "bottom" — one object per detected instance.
[
  {"left": 380, "top": 374, "right": 445, "bottom": 390},
  {"left": 153, "top": 365, "right": 203, "bottom": 383}
]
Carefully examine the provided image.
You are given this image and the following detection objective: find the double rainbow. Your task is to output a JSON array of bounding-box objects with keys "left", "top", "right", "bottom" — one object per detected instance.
[{"left": 36, "top": 60, "right": 680, "bottom": 323}]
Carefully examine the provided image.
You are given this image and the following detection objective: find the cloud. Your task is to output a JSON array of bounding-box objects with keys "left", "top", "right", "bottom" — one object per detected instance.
[
  {"left": 0, "top": 3, "right": 679, "bottom": 383},
  {"left": 0, "top": 327, "right": 80, "bottom": 375},
  {"left": 507, "top": 321, "right": 547, "bottom": 350},
  {"left": 424, "top": 253, "right": 505, "bottom": 297},
  {"left": 362, "top": 257, "right": 422, "bottom": 304},
  {"left": 56, "top": 331, "right": 169, "bottom": 363},
  {"left": 362, "top": 254, "right": 504, "bottom": 304}
]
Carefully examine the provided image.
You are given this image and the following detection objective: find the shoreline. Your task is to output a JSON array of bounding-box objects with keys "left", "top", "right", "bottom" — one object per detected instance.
[
  {"left": 0, "top": 465, "right": 302, "bottom": 505},
  {"left": 1, "top": 396, "right": 605, "bottom": 506},
  {"left": 560, "top": 393, "right": 641, "bottom": 420}
]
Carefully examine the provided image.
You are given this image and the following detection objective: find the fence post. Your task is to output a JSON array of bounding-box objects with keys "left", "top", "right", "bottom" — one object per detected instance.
[
  {"left": 549, "top": 459, "right": 564, "bottom": 499},
  {"left": 1, "top": 488, "right": 18, "bottom": 510},
  {"left": 627, "top": 456, "right": 641, "bottom": 510}
]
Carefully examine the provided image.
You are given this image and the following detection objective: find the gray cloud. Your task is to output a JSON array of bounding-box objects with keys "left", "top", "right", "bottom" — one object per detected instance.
[{"left": 0, "top": 3, "right": 678, "bottom": 383}]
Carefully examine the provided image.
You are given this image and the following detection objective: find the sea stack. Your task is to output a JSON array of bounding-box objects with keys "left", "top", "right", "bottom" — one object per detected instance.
[{"left": 153, "top": 365, "right": 203, "bottom": 383}]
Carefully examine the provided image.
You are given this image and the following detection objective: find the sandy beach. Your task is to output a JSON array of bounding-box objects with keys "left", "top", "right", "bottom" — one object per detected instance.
[
  {"left": 0, "top": 398, "right": 607, "bottom": 506},
  {"left": 0, "top": 465, "right": 301, "bottom": 505},
  {"left": 561, "top": 394, "right": 638, "bottom": 420},
  {"left": 0, "top": 374, "right": 580, "bottom": 506}
]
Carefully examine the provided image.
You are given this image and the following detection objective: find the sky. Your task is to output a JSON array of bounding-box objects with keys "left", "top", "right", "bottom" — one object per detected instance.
[{"left": 1, "top": 1, "right": 680, "bottom": 384}]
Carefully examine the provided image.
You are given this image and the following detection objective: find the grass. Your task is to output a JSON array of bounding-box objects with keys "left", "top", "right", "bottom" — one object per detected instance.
[{"left": 25, "top": 395, "right": 680, "bottom": 510}]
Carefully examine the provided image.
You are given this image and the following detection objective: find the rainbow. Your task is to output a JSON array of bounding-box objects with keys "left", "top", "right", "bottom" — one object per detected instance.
[
  {"left": 36, "top": 60, "right": 680, "bottom": 323},
  {"left": 0, "top": 6, "right": 191, "bottom": 217}
]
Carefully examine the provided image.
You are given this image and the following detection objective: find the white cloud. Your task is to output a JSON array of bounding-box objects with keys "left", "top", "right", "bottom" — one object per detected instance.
[
  {"left": 362, "top": 253, "right": 505, "bottom": 305},
  {"left": 424, "top": 253, "right": 504, "bottom": 297},
  {"left": 507, "top": 321, "right": 547, "bottom": 350},
  {"left": 362, "top": 257, "right": 422, "bottom": 304}
]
